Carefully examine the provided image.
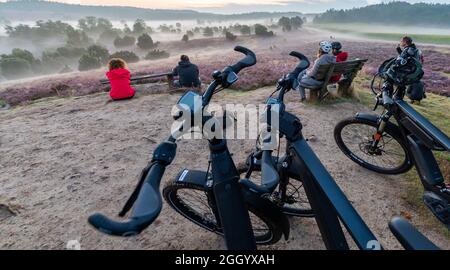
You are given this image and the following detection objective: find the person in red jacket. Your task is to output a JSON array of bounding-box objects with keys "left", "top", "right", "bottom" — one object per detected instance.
[
  {"left": 330, "top": 42, "right": 349, "bottom": 83},
  {"left": 106, "top": 58, "right": 135, "bottom": 101}
]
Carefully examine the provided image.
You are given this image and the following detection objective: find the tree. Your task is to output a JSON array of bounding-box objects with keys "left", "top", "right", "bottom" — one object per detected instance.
[
  {"left": 11, "top": 48, "right": 36, "bottom": 64},
  {"left": 133, "top": 19, "right": 147, "bottom": 35},
  {"left": 290, "top": 16, "right": 304, "bottom": 29},
  {"left": 137, "top": 33, "right": 155, "bottom": 50},
  {"left": 98, "top": 28, "right": 122, "bottom": 43},
  {"left": 186, "top": 30, "right": 194, "bottom": 37},
  {"left": 176, "top": 22, "right": 182, "bottom": 28},
  {"left": 254, "top": 24, "right": 274, "bottom": 37},
  {"left": 278, "top": 17, "right": 292, "bottom": 31},
  {"left": 78, "top": 54, "right": 101, "bottom": 71},
  {"left": 114, "top": 36, "right": 136, "bottom": 48},
  {"left": 203, "top": 27, "right": 214, "bottom": 37},
  {"left": 86, "top": 45, "right": 110, "bottom": 64},
  {"left": 240, "top": 25, "right": 251, "bottom": 35},
  {"left": 182, "top": 34, "right": 189, "bottom": 43},
  {"left": 66, "top": 27, "right": 93, "bottom": 47},
  {"left": 109, "top": 51, "right": 140, "bottom": 63}
]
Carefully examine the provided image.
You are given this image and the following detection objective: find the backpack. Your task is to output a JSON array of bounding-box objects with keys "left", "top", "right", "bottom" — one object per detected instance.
[{"left": 406, "top": 81, "right": 426, "bottom": 102}]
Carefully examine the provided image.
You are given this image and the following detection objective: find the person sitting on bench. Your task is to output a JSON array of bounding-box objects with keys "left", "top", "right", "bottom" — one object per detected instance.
[
  {"left": 296, "top": 41, "right": 336, "bottom": 102},
  {"left": 329, "top": 41, "right": 349, "bottom": 83},
  {"left": 106, "top": 58, "right": 135, "bottom": 101},
  {"left": 172, "top": 55, "right": 201, "bottom": 88}
]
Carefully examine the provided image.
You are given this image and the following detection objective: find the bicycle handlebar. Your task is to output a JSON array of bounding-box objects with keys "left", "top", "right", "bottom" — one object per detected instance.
[
  {"left": 88, "top": 139, "right": 177, "bottom": 237},
  {"left": 288, "top": 51, "right": 310, "bottom": 78},
  {"left": 88, "top": 162, "right": 166, "bottom": 236},
  {"left": 229, "top": 46, "right": 257, "bottom": 74},
  {"left": 88, "top": 47, "right": 257, "bottom": 238}
]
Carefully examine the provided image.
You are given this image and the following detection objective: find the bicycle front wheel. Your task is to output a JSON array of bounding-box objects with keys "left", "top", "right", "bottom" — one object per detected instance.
[
  {"left": 334, "top": 117, "right": 412, "bottom": 174},
  {"left": 163, "top": 181, "right": 283, "bottom": 245}
]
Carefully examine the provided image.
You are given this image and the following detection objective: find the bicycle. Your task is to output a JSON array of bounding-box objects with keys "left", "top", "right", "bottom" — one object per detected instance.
[
  {"left": 88, "top": 46, "right": 291, "bottom": 250},
  {"left": 334, "top": 62, "right": 450, "bottom": 229}
]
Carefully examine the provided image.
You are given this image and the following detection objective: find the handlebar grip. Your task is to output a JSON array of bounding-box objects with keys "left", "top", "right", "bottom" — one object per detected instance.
[
  {"left": 289, "top": 51, "right": 310, "bottom": 78},
  {"left": 229, "top": 46, "right": 257, "bottom": 74},
  {"left": 88, "top": 162, "right": 165, "bottom": 236}
]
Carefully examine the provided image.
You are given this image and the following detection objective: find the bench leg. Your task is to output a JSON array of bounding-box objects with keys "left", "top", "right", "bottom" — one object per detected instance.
[
  {"left": 337, "top": 79, "right": 353, "bottom": 97},
  {"left": 309, "top": 89, "right": 319, "bottom": 101}
]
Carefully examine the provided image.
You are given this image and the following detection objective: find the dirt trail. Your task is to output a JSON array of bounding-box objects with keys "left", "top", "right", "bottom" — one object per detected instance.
[{"left": 0, "top": 88, "right": 449, "bottom": 250}]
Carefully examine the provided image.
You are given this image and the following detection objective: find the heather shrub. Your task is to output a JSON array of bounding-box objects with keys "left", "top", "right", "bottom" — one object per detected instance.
[{"left": 182, "top": 34, "right": 189, "bottom": 42}]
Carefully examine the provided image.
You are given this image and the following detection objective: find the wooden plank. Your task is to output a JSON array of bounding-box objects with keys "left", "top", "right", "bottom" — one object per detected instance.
[{"left": 100, "top": 72, "right": 174, "bottom": 85}]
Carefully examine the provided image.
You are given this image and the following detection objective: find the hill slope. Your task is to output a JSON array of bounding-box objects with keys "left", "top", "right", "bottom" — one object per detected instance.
[
  {"left": 313, "top": 2, "right": 450, "bottom": 27},
  {"left": 0, "top": 0, "right": 302, "bottom": 21}
]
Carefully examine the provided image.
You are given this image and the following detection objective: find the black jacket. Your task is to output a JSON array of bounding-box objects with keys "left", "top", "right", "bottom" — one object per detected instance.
[{"left": 173, "top": 61, "right": 201, "bottom": 87}]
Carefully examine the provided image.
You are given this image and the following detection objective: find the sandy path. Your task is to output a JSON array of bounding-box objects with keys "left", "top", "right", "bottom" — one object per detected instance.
[{"left": 0, "top": 88, "right": 449, "bottom": 250}]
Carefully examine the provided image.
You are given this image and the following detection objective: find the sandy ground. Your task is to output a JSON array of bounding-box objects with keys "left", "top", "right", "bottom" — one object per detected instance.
[{"left": 0, "top": 86, "right": 449, "bottom": 250}]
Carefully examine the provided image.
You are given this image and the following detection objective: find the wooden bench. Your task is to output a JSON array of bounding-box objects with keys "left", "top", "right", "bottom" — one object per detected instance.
[
  {"left": 100, "top": 72, "right": 175, "bottom": 87},
  {"left": 307, "top": 59, "right": 368, "bottom": 101}
]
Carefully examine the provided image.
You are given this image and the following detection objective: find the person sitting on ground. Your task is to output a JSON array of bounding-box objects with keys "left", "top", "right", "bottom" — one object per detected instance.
[
  {"left": 329, "top": 41, "right": 349, "bottom": 83},
  {"left": 296, "top": 41, "right": 336, "bottom": 102},
  {"left": 172, "top": 55, "right": 201, "bottom": 88},
  {"left": 106, "top": 58, "right": 135, "bottom": 101}
]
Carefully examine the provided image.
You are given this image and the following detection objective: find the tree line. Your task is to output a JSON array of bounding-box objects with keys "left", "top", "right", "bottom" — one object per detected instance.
[{"left": 313, "top": 2, "right": 450, "bottom": 26}]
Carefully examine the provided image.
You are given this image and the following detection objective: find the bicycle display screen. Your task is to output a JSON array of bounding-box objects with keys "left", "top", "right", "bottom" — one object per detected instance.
[{"left": 177, "top": 91, "right": 202, "bottom": 116}]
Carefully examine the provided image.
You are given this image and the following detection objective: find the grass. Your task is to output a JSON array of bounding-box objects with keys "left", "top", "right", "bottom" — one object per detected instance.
[
  {"left": 352, "top": 75, "right": 450, "bottom": 237},
  {"left": 312, "top": 24, "right": 450, "bottom": 45}
]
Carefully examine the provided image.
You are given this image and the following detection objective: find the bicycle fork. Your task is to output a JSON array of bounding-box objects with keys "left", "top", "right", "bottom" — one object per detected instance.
[{"left": 370, "top": 111, "right": 393, "bottom": 152}]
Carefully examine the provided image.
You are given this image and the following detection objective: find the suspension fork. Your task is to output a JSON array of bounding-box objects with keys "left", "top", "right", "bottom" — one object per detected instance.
[{"left": 370, "top": 110, "right": 393, "bottom": 149}]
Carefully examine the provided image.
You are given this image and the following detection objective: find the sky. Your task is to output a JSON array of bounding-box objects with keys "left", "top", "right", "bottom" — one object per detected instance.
[{"left": 3, "top": 0, "right": 450, "bottom": 13}]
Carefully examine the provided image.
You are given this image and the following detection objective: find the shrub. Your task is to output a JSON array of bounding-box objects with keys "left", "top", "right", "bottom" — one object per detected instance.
[
  {"left": 113, "top": 35, "right": 136, "bottom": 48},
  {"left": 0, "top": 57, "right": 32, "bottom": 79},
  {"left": 137, "top": 33, "right": 155, "bottom": 50},
  {"left": 109, "top": 51, "right": 140, "bottom": 63},
  {"left": 78, "top": 54, "right": 101, "bottom": 71},
  {"left": 56, "top": 46, "right": 86, "bottom": 59},
  {"left": 144, "top": 50, "right": 170, "bottom": 60},
  {"left": 225, "top": 31, "right": 237, "bottom": 41},
  {"left": 254, "top": 24, "right": 274, "bottom": 37},
  {"left": 182, "top": 34, "right": 189, "bottom": 42}
]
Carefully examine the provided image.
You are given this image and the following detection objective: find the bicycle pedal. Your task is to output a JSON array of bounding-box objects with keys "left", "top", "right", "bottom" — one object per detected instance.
[{"left": 423, "top": 191, "right": 450, "bottom": 229}]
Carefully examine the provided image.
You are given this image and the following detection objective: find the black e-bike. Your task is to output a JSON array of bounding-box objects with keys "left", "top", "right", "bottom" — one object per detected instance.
[
  {"left": 88, "top": 46, "right": 292, "bottom": 250},
  {"left": 237, "top": 51, "right": 440, "bottom": 250},
  {"left": 334, "top": 69, "right": 450, "bottom": 229}
]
